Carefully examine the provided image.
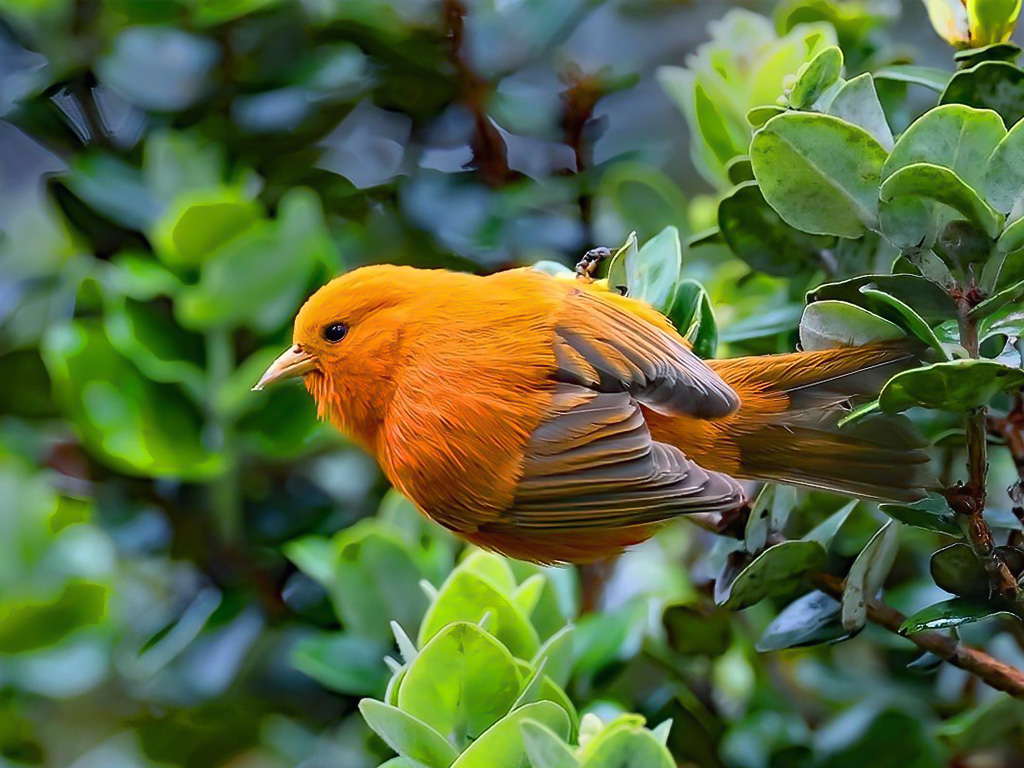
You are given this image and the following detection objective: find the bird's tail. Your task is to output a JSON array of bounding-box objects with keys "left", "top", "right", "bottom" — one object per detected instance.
[{"left": 650, "top": 342, "right": 938, "bottom": 502}]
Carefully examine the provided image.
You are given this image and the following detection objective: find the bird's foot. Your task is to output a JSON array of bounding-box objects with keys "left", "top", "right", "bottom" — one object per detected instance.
[{"left": 574, "top": 247, "right": 612, "bottom": 282}]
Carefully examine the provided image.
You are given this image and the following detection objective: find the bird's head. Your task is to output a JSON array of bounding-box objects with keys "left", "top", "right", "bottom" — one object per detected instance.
[{"left": 253, "top": 264, "right": 420, "bottom": 442}]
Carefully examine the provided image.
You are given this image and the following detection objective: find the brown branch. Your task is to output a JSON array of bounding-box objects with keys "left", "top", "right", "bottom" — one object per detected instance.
[
  {"left": 685, "top": 507, "right": 1024, "bottom": 699},
  {"left": 813, "top": 572, "right": 1024, "bottom": 699},
  {"left": 443, "top": 0, "right": 511, "bottom": 187},
  {"left": 952, "top": 304, "right": 1022, "bottom": 604}
]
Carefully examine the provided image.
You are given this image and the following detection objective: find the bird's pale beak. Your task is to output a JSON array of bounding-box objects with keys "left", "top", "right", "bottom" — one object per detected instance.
[{"left": 252, "top": 345, "right": 316, "bottom": 391}]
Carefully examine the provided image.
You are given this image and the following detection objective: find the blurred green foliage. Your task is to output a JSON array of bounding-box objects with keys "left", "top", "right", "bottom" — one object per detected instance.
[{"left": 4, "top": 0, "right": 1024, "bottom": 766}]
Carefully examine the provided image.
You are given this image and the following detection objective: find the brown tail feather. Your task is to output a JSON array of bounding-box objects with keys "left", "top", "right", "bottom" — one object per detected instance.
[{"left": 647, "top": 341, "right": 938, "bottom": 502}]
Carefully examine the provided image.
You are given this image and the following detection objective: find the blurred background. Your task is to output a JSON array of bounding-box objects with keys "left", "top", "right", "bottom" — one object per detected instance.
[{"left": 3, "top": 1, "right": 1024, "bottom": 766}]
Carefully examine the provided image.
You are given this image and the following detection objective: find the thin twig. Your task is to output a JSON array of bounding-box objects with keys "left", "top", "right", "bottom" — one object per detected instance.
[
  {"left": 951, "top": 302, "right": 1021, "bottom": 604},
  {"left": 684, "top": 509, "right": 1024, "bottom": 699},
  {"left": 813, "top": 572, "right": 1024, "bottom": 699}
]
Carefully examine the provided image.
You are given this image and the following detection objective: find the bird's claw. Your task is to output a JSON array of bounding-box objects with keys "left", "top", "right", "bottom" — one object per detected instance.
[{"left": 574, "top": 247, "right": 612, "bottom": 282}]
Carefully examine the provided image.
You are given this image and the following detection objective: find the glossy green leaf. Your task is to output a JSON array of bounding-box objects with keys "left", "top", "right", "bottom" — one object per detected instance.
[
  {"left": 666, "top": 279, "right": 717, "bottom": 358},
  {"left": 799, "top": 300, "right": 906, "bottom": 351},
  {"left": 532, "top": 626, "right": 574, "bottom": 689},
  {"left": 804, "top": 500, "right": 859, "bottom": 550},
  {"left": 756, "top": 590, "right": 856, "bottom": 651},
  {"left": 716, "top": 541, "right": 827, "bottom": 610},
  {"left": 826, "top": 73, "right": 894, "bottom": 150},
  {"left": 718, "top": 182, "right": 834, "bottom": 277},
  {"left": 941, "top": 61, "right": 1024, "bottom": 126},
  {"left": 858, "top": 288, "right": 948, "bottom": 357},
  {"left": 879, "top": 359, "right": 1024, "bottom": 413},
  {"left": 751, "top": 112, "right": 888, "bottom": 237},
  {"left": 808, "top": 274, "right": 956, "bottom": 324},
  {"left": 578, "top": 721, "right": 675, "bottom": 768},
  {"left": 695, "top": 82, "right": 741, "bottom": 165},
  {"left": 899, "top": 598, "right": 1019, "bottom": 633},
  {"left": 879, "top": 495, "right": 962, "bottom": 535},
  {"left": 627, "top": 227, "right": 682, "bottom": 313},
  {"left": 744, "top": 483, "right": 776, "bottom": 554},
  {"left": 746, "top": 105, "right": 786, "bottom": 128},
  {"left": 985, "top": 116, "right": 1024, "bottom": 219},
  {"left": 880, "top": 163, "right": 1003, "bottom": 238},
  {"left": 930, "top": 543, "right": 992, "bottom": 598},
  {"left": 605, "top": 232, "right": 637, "bottom": 296},
  {"left": 725, "top": 156, "right": 754, "bottom": 184},
  {"left": 418, "top": 569, "right": 540, "bottom": 660},
  {"left": 955, "top": 41, "right": 1022, "bottom": 65},
  {"left": 788, "top": 46, "right": 843, "bottom": 109},
  {"left": 359, "top": 699, "right": 459, "bottom": 768},
  {"left": 398, "top": 622, "right": 522, "bottom": 743},
  {"left": 452, "top": 701, "right": 570, "bottom": 768},
  {"left": 996, "top": 217, "right": 1024, "bottom": 253},
  {"left": 873, "top": 65, "right": 951, "bottom": 92},
  {"left": 970, "top": 277, "right": 1024, "bottom": 317},
  {"left": 522, "top": 720, "right": 580, "bottom": 768},
  {"left": 841, "top": 521, "right": 900, "bottom": 631}
]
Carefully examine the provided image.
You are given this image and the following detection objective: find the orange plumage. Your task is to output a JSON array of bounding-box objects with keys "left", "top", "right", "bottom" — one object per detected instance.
[{"left": 256, "top": 265, "right": 935, "bottom": 564}]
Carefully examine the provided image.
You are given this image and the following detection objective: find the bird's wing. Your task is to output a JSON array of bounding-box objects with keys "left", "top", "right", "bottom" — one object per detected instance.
[
  {"left": 554, "top": 288, "right": 740, "bottom": 419},
  {"left": 491, "top": 384, "right": 744, "bottom": 534}
]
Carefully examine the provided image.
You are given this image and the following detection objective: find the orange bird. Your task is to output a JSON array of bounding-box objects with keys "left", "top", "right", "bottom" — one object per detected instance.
[{"left": 255, "top": 265, "right": 934, "bottom": 564}]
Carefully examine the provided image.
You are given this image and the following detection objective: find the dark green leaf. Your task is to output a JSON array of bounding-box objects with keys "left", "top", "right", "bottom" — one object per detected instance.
[
  {"left": 879, "top": 163, "right": 1003, "bottom": 239},
  {"left": 899, "top": 598, "right": 1019, "bottom": 633},
  {"left": 665, "top": 279, "right": 717, "bottom": 358},
  {"left": 879, "top": 495, "right": 962, "bottom": 536},
  {"left": 663, "top": 604, "right": 732, "bottom": 657},
  {"left": 716, "top": 541, "right": 827, "bottom": 610},
  {"left": 292, "top": 633, "right": 389, "bottom": 696},
  {"left": 941, "top": 61, "right": 1024, "bottom": 126},
  {"left": 756, "top": 590, "right": 857, "bottom": 651},
  {"left": 954, "top": 42, "right": 1022, "bottom": 66},
  {"left": 799, "top": 300, "right": 905, "bottom": 351},
  {"left": 718, "top": 182, "right": 834, "bottom": 277},
  {"left": 750, "top": 112, "right": 888, "bottom": 237},
  {"left": 0, "top": 582, "right": 107, "bottom": 654},
  {"left": 930, "top": 543, "right": 991, "bottom": 599},
  {"left": 808, "top": 274, "right": 956, "bottom": 324},
  {"left": 878, "top": 359, "right": 1024, "bottom": 413},
  {"left": 841, "top": 521, "right": 900, "bottom": 631}
]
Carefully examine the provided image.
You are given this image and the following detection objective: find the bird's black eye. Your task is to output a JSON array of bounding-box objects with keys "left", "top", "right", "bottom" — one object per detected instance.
[{"left": 323, "top": 322, "right": 348, "bottom": 343}]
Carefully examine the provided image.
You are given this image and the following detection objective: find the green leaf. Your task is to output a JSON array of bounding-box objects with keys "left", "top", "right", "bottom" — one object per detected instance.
[
  {"left": 879, "top": 163, "right": 1003, "bottom": 238},
  {"left": 665, "top": 279, "right": 717, "bottom": 358},
  {"left": 873, "top": 65, "right": 951, "bottom": 92},
  {"left": 627, "top": 227, "right": 682, "bottom": 312},
  {"left": 996, "top": 217, "right": 1024, "bottom": 253},
  {"left": 954, "top": 42, "right": 1022, "bottom": 66},
  {"left": 605, "top": 232, "right": 636, "bottom": 296},
  {"left": 941, "top": 61, "right": 1024, "bottom": 126},
  {"left": 899, "top": 598, "right": 1019, "bottom": 633},
  {"left": 532, "top": 626, "right": 575, "bottom": 689},
  {"left": 985, "top": 116, "right": 1024, "bottom": 220},
  {"left": 788, "top": 46, "right": 843, "bottom": 109},
  {"left": 0, "top": 582, "right": 107, "bottom": 654},
  {"left": 879, "top": 495, "right": 962, "bottom": 536},
  {"left": 804, "top": 500, "right": 859, "bottom": 550},
  {"left": 841, "top": 521, "right": 900, "bottom": 631},
  {"left": 330, "top": 524, "right": 431, "bottom": 644},
  {"left": 826, "top": 73, "right": 894, "bottom": 150},
  {"left": 725, "top": 156, "right": 754, "bottom": 185},
  {"left": 746, "top": 105, "right": 786, "bottom": 128},
  {"left": 799, "top": 300, "right": 906, "bottom": 351},
  {"left": 718, "top": 182, "right": 834, "bottom": 277},
  {"left": 292, "top": 633, "right": 389, "bottom": 696},
  {"left": 64, "top": 154, "right": 161, "bottom": 230},
  {"left": 756, "top": 590, "right": 856, "bottom": 651},
  {"left": 418, "top": 570, "right": 540, "bottom": 660},
  {"left": 532, "top": 261, "right": 575, "bottom": 279},
  {"left": 152, "top": 188, "right": 261, "bottom": 268},
  {"left": 522, "top": 720, "right": 580, "bottom": 768},
  {"left": 878, "top": 359, "right": 1024, "bottom": 413},
  {"left": 578, "top": 721, "right": 675, "bottom": 768},
  {"left": 359, "top": 699, "right": 460, "bottom": 768},
  {"left": 744, "top": 483, "right": 776, "bottom": 554},
  {"left": 883, "top": 104, "right": 1006, "bottom": 190},
  {"left": 695, "top": 82, "right": 741, "bottom": 165},
  {"left": 751, "top": 112, "right": 888, "bottom": 237},
  {"left": 143, "top": 129, "right": 224, "bottom": 206},
  {"left": 930, "top": 543, "right": 992, "bottom": 598},
  {"left": 858, "top": 287, "right": 949, "bottom": 357},
  {"left": 970, "top": 277, "right": 1024, "bottom": 317},
  {"left": 452, "top": 701, "right": 570, "bottom": 768},
  {"left": 808, "top": 274, "right": 957, "bottom": 324},
  {"left": 662, "top": 604, "right": 731, "bottom": 657},
  {"left": 398, "top": 622, "right": 522, "bottom": 744},
  {"left": 719, "top": 304, "right": 803, "bottom": 342},
  {"left": 716, "top": 541, "right": 827, "bottom": 610},
  {"left": 41, "top": 322, "right": 221, "bottom": 479},
  {"left": 597, "top": 163, "right": 689, "bottom": 244}
]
